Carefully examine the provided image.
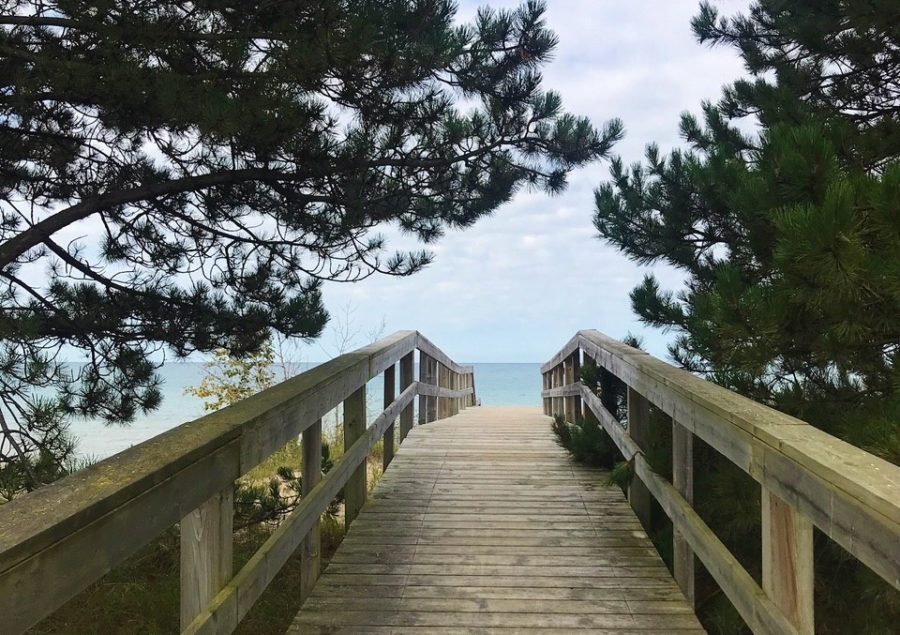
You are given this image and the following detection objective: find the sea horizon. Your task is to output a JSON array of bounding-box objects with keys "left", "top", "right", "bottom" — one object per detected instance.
[{"left": 69, "top": 362, "right": 545, "bottom": 461}]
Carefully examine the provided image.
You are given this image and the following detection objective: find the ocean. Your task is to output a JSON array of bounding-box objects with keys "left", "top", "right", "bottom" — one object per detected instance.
[{"left": 71, "top": 362, "right": 544, "bottom": 460}]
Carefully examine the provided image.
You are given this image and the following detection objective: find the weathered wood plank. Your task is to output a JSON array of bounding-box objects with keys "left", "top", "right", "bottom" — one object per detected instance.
[
  {"left": 288, "top": 407, "right": 701, "bottom": 633},
  {"left": 0, "top": 332, "right": 425, "bottom": 634},
  {"left": 576, "top": 329, "right": 900, "bottom": 590},
  {"left": 382, "top": 364, "right": 396, "bottom": 470},
  {"left": 672, "top": 419, "right": 695, "bottom": 606},
  {"left": 763, "top": 488, "right": 814, "bottom": 635},
  {"left": 398, "top": 352, "right": 414, "bottom": 442},
  {"left": 343, "top": 385, "right": 367, "bottom": 528},
  {"left": 183, "top": 385, "right": 417, "bottom": 635},
  {"left": 633, "top": 454, "right": 799, "bottom": 635},
  {"left": 300, "top": 419, "right": 322, "bottom": 603},
  {"left": 627, "top": 386, "right": 653, "bottom": 532},
  {"left": 180, "top": 488, "right": 233, "bottom": 631}
]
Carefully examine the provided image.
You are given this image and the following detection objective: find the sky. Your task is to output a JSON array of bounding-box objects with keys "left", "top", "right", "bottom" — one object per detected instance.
[
  {"left": 37, "top": 0, "right": 754, "bottom": 366},
  {"left": 313, "top": 0, "right": 751, "bottom": 363}
]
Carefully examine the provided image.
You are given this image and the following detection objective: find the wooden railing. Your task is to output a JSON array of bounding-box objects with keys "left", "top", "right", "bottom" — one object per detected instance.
[
  {"left": 0, "top": 331, "right": 475, "bottom": 635},
  {"left": 542, "top": 330, "right": 900, "bottom": 635}
]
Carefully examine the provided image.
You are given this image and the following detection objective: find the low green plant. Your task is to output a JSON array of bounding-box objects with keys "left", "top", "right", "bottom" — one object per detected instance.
[{"left": 552, "top": 413, "right": 621, "bottom": 469}]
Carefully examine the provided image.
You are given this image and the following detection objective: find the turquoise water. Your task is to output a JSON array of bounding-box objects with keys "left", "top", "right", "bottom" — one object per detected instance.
[{"left": 71, "top": 362, "right": 543, "bottom": 459}]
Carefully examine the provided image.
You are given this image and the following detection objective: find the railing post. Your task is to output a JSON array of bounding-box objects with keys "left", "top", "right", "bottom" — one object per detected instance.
[
  {"left": 459, "top": 371, "right": 467, "bottom": 411},
  {"left": 383, "top": 363, "right": 396, "bottom": 470},
  {"left": 582, "top": 353, "right": 600, "bottom": 428},
  {"left": 426, "top": 358, "right": 438, "bottom": 422},
  {"left": 448, "top": 369, "right": 456, "bottom": 417},
  {"left": 399, "top": 352, "right": 414, "bottom": 441},
  {"left": 300, "top": 418, "right": 322, "bottom": 603},
  {"left": 438, "top": 363, "right": 448, "bottom": 419},
  {"left": 343, "top": 384, "right": 366, "bottom": 528},
  {"left": 418, "top": 351, "right": 430, "bottom": 426},
  {"left": 672, "top": 419, "right": 695, "bottom": 606},
  {"left": 762, "top": 488, "right": 815, "bottom": 635},
  {"left": 180, "top": 487, "right": 233, "bottom": 630},
  {"left": 627, "top": 386, "right": 652, "bottom": 531},
  {"left": 550, "top": 366, "right": 558, "bottom": 416},
  {"left": 542, "top": 372, "right": 550, "bottom": 415},
  {"left": 566, "top": 348, "right": 581, "bottom": 423},
  {"left": 556, "top": 364, "right": 564, "bottom": 417}
]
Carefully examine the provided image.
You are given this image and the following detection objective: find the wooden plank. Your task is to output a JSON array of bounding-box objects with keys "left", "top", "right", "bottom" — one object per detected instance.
[
  {"left": 541, "top": 384, "right": 581, "bottom": 398},
  {"left": 288, "top": 407, "right": 701, "bottom": 633},
  {"left": 0, "top": 331, "right": 470, "bottom": 635},
  {"left": 0, "top": 438, "right": 241, "bottom": 634},
  {"left": 762, "top": 488, "right": 814, "bottom": 635},
  {"left": 571, "top": 350, "right": 582, "bottom": 422},
  {"left": 575, "top": 329, "right": 900, "bottom": 589},
  {"left": 426, "top": 357, "right": 438, "bottom": 422},
  {"left": 180, "top": 488, "right": 233, "bottom": 631},
  {"left": 383, "top": 364, "right": 396, "bottom": 470},
  {"left": 416, "top": 383, "right": 473, "bottom": 399},
  {"left": 672, "top": 420, "right": 695, "bottom": 606},
  {"left": 627, "top": 387, "right": 652, "bottom": 532},
  {"left": 343, "top": 385, "right": 367, "bottom": 528},
  {"left": 542, "top": 372, "right": 550, "bottom": 415},
  {"left": 0, "top": 332, "right": 423, "bottom": 635},
  {"left": 418, "top": 352, "right": 431, "bottom": 425},
  {"left": 438, "top": 364, "right": 448, "bottom": 420},
  {"left": 183, "top": 385, "right": 418, "bottom": 635},
  {"left": 300, "top": 419, "right": 322, "bottom": 604},
  {"left": 399, "top": 352, "right": 414, "bottom": 442},
  {"left": 633, "top": 454, "right": 799, "bottom": 635}
]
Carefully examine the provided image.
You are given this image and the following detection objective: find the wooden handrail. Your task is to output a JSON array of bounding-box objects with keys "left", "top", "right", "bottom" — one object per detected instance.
[
  {"left": 0, "top": 331, "right": 475, "bottom": 634},
  {"left": 543, "top": 330, "right": 900, "bottom": 635}
]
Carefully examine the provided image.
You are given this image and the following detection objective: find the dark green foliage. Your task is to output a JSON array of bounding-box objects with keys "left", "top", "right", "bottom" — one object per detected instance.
[
  {"left": 551, "top": 413, "right": 621, "bottom": 469},
  {"left": 594, "top": 1, "right": 900, "bottom": 632},
  {"left": 0, "top": 0, "right": 622, "bottom": 490},
  {"left": 233, "top": 440, "right": 340, "bottom": 529}
]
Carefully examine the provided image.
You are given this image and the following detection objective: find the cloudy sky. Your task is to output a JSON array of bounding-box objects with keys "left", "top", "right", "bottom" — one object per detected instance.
[{"left": 315, "top": 0, "right": 751, "bottom": 363}]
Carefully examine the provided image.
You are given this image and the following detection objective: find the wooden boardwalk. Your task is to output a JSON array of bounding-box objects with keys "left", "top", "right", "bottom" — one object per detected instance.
[{"left": 288, "top": 406, "right": 704, "bottom": 634}]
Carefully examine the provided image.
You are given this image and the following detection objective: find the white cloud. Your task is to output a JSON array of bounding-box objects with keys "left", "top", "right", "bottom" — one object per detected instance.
[{"left": 318, "top": 0, "right": 750, "bottom": 362}]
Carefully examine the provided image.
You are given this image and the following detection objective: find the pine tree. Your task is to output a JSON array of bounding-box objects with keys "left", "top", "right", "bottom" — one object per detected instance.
[
  {"left": 594, "top": 1, "right": 899, "bottom": 632},
  {"left": 0, "top": 1, "right": 623, "bottom": 491}
]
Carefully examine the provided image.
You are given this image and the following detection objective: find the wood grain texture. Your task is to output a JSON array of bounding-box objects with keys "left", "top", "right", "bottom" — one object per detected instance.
[
  {"left": 399, "top": 352, "right": 414, "bottom": 441},
  {"left": 382, "top": 364, "right": 396, "bottom": 470},
  {"left": 575, "top": 330, "right": 900, "bottom": 589},
  {"left": 183, "top": 385, "right": 418, "bottom": 635},
  {"left": 300, "top": 419, "right": 322, "bottom": 604},
  {"left": 672, "top": 420, "right": 695, "bottom": 606},
  {"left": 763, "top": 488, "right": 814, "bottom": 635},
  {"left": 180, "top": 488, "right": 233, "bottom": 631},
  {"left": 288, "top": 407, "right": 701, "bottom": 633},
  {"left": 627, "top": 387, "right": 652, "bottom": 532},
  {"left": 343, "top": 385, "right": 367, "bottom": 528}
]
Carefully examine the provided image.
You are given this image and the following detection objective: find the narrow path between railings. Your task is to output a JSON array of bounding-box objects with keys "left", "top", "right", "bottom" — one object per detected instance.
[{"left": 287, "top": 406, "right": 704, "bottom": 634}]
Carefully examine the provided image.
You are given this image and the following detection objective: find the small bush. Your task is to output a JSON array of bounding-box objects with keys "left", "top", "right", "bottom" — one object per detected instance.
[{"left": 551, "top": 413, "right": 622, "bottom": 469}]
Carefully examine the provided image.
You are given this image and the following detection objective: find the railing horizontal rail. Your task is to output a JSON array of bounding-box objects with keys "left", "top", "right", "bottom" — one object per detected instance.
[
  {"left": 579, "top": 383, "right": 799, "bottom": 635},
  {"left": 0, "top": 330, "right": 475, "bottom": 634},
  {"left": 183, "top": 382, "right": 419, "bottom": 634},
  {"left": 416, "top": 383, "right": 474, "bottom": 399},
  {"left": 415, "top": 332, "right": 473, "bottom": 375},
  {"left": 543, "top": 329, "right": 900, "bottom": 635}
]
